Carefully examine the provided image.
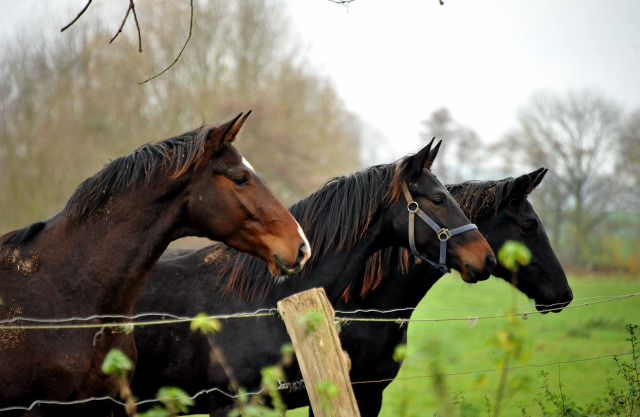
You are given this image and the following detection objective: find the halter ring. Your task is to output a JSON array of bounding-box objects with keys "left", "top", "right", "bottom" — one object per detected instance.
[
  {"left": 401, "top": 181, "right": 478, "bottom": 274},
  {"left": 437, "top": 229, "right": 451, "bottom": 241}
]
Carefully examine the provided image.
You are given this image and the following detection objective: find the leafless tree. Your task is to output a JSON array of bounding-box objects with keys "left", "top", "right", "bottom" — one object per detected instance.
[
  {"left": 0, "top": 0, "right": 360, "bottom": 233},
  {"left": 617, "top": 107, "right": 640, "bottom": 209},
  {"left": 495, "top": 89, "right": 622, "bottom": 267},
  {"left": 420, "top": 107, "right": 484, "bottom": 184},
  {"left": 59, "top": 0, "right": 372, "bottom": 83}
]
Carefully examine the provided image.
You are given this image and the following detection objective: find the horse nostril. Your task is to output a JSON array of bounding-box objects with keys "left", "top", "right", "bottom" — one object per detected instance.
[
  {"left": 485, "top": 254, "right": 497, "bottom": 272},
  {"left": 563, "top": 289, "right": 574, "bottom": 303},
  {"left": 297, "top": 242, "right": 310, "bottom": 265}
]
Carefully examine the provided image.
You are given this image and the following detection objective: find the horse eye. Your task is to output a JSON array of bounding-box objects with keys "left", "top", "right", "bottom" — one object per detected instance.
[
  {"left": 431, "top": 196, "right": 445, "bottom": 206},
  {"left": 232, "top": 175, "right": 250, "bottom": 187},
  {"left": 520, "top": 220, "right": 538, "bottom": 233}
]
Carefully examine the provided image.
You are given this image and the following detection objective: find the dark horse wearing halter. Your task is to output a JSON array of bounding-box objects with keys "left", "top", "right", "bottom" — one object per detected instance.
[
  {"left": 127, "top": 140, "right": 497, "bottom": 416},
  {"left": 0, "top": 112, "right": 310, "bottom": 417},
  {"left": 327, "top": 168, "right": 573, "bottom": 417}
]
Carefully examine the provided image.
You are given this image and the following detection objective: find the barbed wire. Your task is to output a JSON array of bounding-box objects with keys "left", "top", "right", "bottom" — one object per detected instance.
[
  {"left": 337, "top": 292, "right": 640, "bottom": 325},
  {"left": 0, "top": 350, "right": 632, "bottom": 414},
  {"left": 0, "top": 309, "right": 278, "bottom": 330},
  {"left": 1, "top": 292, "right": 637, "bottom": 413},
  {"left": 352, "top": 351, "right": 634, "bottom": 385},
  {"left": 0, "top": 384, "right": 263, "bottom": 414},
  {"left": 2, "top": 292, "right": 638, "bottom": 331}
]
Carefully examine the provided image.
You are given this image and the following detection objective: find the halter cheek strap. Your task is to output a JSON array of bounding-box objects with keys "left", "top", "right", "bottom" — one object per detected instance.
[{"left": 402, "top": 182, "right": 478, "bottom": 274}]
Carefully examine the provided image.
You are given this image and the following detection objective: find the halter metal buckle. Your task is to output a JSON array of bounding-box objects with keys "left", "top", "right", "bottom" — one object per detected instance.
[
  {"left": 407, "top": 201, "right": 419, "bottom": 214},
  {"left": 437, "top": 228, "right": 451, "bottom": 241}
]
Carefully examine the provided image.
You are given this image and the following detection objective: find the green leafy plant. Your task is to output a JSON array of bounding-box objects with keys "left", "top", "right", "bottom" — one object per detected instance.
[
  {"left": 607, "top": 324, "right": 640, "bottom": 416},
  {"left": 137, "top": 387, "right": 194, "bottom": 417},
  {"left": 393, "top": 344, "right": 407, "bottom": 363},
  {"left": 315, "top": 380, "right": 339, "bottom": 416},
  {"left": 297, "top": 310, "right": 324, "bottom": 333},
  {"left": 489, "top": 241, "right": 532, "bottom": 417},
  {"left": 529, "top": 323, "right": 640, "bottom": 416},
  {"left": 102, "top": 348, "right": 134, "bottom": 377},
  {"left": 497, "top": 240, "right": 532, "bottom": 273},
  {"left": 534, "top": 369, "right": 583, "bottom": 417},
  {"left": 190, "top": 312, "right": 221, "bottom": 334},
  {"left": 228, "top": 343, "right": 296, "bottom": 416},
  {"left": 101, "top": 348, "right": 136, "bottom": 416}
]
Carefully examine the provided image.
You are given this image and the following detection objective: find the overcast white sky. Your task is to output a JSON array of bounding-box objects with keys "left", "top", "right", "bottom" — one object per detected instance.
[
  {"left": 286, "top": 0, "right": 640, "bottom": 160},
  {"left": 2, "top": 0, "right": 639, "bottom": 162}
]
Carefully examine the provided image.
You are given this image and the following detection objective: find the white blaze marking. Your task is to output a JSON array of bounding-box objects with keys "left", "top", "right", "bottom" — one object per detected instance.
[
  {"left": 242, "top": 157, "right": 256, "bottom": 174},
  {"left": 298, "top": 223, "right": 311, "bottom": 259}
]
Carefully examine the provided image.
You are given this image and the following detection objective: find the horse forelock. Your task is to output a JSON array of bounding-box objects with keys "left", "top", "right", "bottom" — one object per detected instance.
[
  {"left": 446, "top": 178, "right": 518, "bottom": 222},
  {"left": 63, "top": 126, "right": 210, "bottom": 222},
  {"left": 387, "top": 155, "right": 415, "bottom": 204}
]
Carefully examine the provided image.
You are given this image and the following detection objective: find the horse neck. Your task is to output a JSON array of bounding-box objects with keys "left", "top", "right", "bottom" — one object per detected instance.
[
  {"left": 274, "top": 213, "right": 395, "bottom": 304},
  {"left": 53, "top": 179, "right": 188, "bottom": 315},
  {"left": 339, "top": 254, "right": 444, "bottom": 318}
]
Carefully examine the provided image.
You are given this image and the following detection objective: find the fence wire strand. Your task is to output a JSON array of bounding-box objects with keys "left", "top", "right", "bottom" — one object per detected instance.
[
  {"left": 2, "top": 291, "right": 638, "bottom": 331},
  {"left": 0, "top": 350, "right": 632, "bottom": 413},
  {"left": 0, "top": 385, "right": 264, "bottom": 414},
  {"left": 1, "top": 290, "right": 638, "bottom": 413}
]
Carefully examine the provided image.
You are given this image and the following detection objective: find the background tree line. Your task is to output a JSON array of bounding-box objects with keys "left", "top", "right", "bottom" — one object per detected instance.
[
  {"left": 422, "top": 91, "right": 640, "bottom": 272},
  {"left": 2, "top": 0, "right": 639, "bottom": 270},
  {"left": 0, "top": 0, "right": 361, "bottom": 241}
]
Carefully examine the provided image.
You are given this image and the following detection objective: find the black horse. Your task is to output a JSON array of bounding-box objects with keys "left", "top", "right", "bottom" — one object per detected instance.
[
  {"left": 328, "top": 167, "right": 573, "bottom": 417},
  {"left": 127, "top": 141, "right": 496, "bottom": 416},
  {"left": 229, "top": 168, "right": 571, "bottom": 417}
]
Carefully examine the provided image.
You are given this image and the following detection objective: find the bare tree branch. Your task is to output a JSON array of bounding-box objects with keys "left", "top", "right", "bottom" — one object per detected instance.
[
  {"left": 138, "top": 0, "right": 194, "bottom": 84},
  {"left": 60, "top": 0, "right": 93, "bottom": 32},
  {"left": 109, "top": 5, "right": 131, "bottom": 45},
  {"left": 110, "top": 0, "right": 142, "bottom": 54},
  {"left": 130, "top": 0, "right": 142, "bottom": 53}
]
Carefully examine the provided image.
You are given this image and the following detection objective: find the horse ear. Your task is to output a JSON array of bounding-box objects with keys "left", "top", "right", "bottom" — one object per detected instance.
[
  {"left": 511, "top": 167, "right": 547, "bottom": 200},
  {"left": 204, "top": 110, "right": 252, "bottom": 151},
  {"left": 407, "top": 138, "right": 435, "bottom": 178},
  {"left": 223, "top": 110, "right": 252, "bottom": 144},
  {"left": 526, "top": 167, "right": 548, "bottom": 194},
  {"left": 425, "top": 139, "right": 442, "bottom": 170}
]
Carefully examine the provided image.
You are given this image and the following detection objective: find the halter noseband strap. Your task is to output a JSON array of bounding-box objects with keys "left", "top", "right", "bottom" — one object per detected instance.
[{"left": 402, "top": 182, "right": 478, "bottom": 274}]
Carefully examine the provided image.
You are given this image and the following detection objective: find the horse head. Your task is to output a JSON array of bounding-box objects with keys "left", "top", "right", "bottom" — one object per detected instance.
[
  {"left": 184, "top": 112, "right": 311, "bottom": 276},
  {"left": 475, "top": 168, "right": 573, "bottom": 311},
  {"left": 391, "top": 139, "right": 496, "bottom": 283}
]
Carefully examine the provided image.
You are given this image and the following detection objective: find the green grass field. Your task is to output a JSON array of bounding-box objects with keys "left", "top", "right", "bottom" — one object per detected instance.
[{"left": 284, "top": 272, "right": 640, "bottom": 417}]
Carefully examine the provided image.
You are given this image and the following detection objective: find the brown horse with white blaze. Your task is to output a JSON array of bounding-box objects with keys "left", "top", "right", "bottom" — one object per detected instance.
[{"left": 0, "top": 111, "right": 310, "bottom": 416}]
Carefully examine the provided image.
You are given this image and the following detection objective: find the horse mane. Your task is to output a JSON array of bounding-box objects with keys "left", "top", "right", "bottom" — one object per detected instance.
[
  {"left": 446, "top": 177, "right": 518, "bottom": 223},
  {"left": 218, "top": 156, "right": 415, "bottom": 301},
  {"left": 63, "top": 125, "right": 215, "bottom": 222},
  {"left": 0, "top": 221, "right": 47, "bottom": 248},
  {"left": 348, "top": 176, "right": 521, "bottom": 302}
]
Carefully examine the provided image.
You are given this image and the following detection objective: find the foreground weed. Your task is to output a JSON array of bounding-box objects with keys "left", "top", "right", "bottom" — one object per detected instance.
[
  {"left": 102, "top": 348, "right": 136, "bottom": 416},
  {"left": 531, "top": 323, "right": 640, "bottom": 417},
  {"left": 492, "top": 241, "right": 531, "bottom": 417}
]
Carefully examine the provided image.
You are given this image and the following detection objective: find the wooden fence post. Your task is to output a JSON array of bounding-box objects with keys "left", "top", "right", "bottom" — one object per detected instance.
[{"left": 277, "top": 287, "right": 361, "bottom": 417}]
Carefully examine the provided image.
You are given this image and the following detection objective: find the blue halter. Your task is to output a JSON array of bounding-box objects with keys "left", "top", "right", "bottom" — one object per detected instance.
[{"left": 402, "top": 182, "right": 478, "bottom": 274}]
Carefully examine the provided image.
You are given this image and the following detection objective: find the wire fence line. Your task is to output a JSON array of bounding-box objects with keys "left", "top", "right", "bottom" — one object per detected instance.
[
  {"left": 0, "top": 385, "right": 264, "bottom": 414},
  {"left": 0, "top": 291, "right": 637, "bottom": 413},
  {"left": 351, "top": 350, "right": 634, "bottom": 384},
  {"left": 1, "top": 291, "right": 639, "bottom": 331},
  {"left": 0, "top": 350, "right": 632, "bottom": 414}
]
